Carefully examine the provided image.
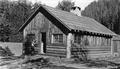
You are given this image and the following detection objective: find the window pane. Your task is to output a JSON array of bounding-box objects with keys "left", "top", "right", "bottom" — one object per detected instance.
[
  {"left": 74, "top": 34, "right": 82, "bottom": 44},
  {"left": 53, "top": 34, "right": 63, "bottom": 43}
]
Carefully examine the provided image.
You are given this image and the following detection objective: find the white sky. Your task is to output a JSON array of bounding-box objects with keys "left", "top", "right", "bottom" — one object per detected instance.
[
  {"left": 29, "top": 0, "right": 96, "bottom": 10},
  {"left": 10, "top": 0, "right": 97, "bottom": 10}
]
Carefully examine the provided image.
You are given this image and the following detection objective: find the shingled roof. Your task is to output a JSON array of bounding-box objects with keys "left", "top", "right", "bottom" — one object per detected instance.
[{"left": 19, "top": 5, "right": 116, "bottom": 36}]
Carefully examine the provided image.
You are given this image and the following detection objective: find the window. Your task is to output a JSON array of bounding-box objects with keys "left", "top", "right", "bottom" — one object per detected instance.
[
  {"left": 52, "top": 34, "right": 63, "bottom": 43},
  {"left": 74, "top": 34, "right": 83, "bottom": 44}
]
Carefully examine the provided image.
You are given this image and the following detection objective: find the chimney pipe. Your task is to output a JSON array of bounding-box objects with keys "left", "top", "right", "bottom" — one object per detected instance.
[{"left": 70, "top": 6, "right": 81, "bottom": 16}]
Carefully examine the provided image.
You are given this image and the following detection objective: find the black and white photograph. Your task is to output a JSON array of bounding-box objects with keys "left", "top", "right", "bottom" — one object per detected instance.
[{"left": 0, "top": 0, "right": 120, "bottom": 69}]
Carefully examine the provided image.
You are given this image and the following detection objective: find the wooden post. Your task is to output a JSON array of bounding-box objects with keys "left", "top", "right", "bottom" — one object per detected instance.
[
  {"left": 23, "top": 29, "right": 27, "bottom": 39},
  {"left": 66, "top": 33, "right": 73, "bottom": 58},
  {"left": 111, "top": 38, "right": 114, "bottom": 55}
]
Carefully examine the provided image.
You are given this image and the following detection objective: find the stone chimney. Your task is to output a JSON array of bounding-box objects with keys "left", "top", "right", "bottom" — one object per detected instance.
[{"left": 70, "top": 6, "right": 81, "bottom": 16}]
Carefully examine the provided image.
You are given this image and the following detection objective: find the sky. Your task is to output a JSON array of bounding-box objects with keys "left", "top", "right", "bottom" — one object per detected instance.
[
  {"left": 29, "top": 0, "right": 96, "bottom": 10},
  {"left": 10, "top": 0, "right": 97, "bottom": 10}
]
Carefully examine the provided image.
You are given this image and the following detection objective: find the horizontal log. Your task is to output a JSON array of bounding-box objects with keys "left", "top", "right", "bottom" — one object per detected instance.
[
  {"left": 71, "top": 53, "right": 111, "bottom": 58},
  {"left": 46, "top": 50, "right": 66, "bottom": 57},
  {"left": 47, "top": 46, "right": 66, "bottom": 49},
  {"left": 71, "top": 49, "right": 111, "bottom": 51},
  {"left": 47, "top": 48, "right": 66, "bottom": 51},
  {"left": 71, "top": 46, "right": 111, "bottom": 51},
  {"left": 45, "top": 53, "right": 66, "bottom": 57},
  {"left": 46, "top": 52, "right": 66, "bottom": 55},
  {"left": 72, "top": 52, "right": 110, "bottom": 55},
  {"left": 71, "top": 51, "right": 110, "bottom": 54},
  {"left": 71, "top": 46, "right": 111, "bottom": 49},
  {"left": 46, "top": 50, "right": 66, "bottom": 54},
  {"left": 71, "top": 48, "right": 111, "bottom": 51},
  {"left": 71, "top": 47, "right": 111, "bottom": 51},
  {"left": 48, "top": 44, "right": 66, "bottom": 46},
  {"left": 88, "top": 51, "right": 110, "bottom": 54},
  {"left": 87, "top": 46, "right": 111, "bottom": 48}
]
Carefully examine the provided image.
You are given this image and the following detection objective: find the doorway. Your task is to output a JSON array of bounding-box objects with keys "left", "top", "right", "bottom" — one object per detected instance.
[{"left": 41, "top": 32, "right": 46, "bottom": 53}]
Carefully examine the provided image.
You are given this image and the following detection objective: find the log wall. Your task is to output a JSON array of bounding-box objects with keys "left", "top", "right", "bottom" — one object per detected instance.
[{"left": 72, "top": 34, "right": 112, "bottom": 59}]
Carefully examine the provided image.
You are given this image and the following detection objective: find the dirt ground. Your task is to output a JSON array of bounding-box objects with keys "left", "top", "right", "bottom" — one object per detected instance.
[
  {"left": 0, "top": 58, "right": 78, "bottom": 69},
  {"left": 0, "top": 55, "right": 120, "bottom": 69}
]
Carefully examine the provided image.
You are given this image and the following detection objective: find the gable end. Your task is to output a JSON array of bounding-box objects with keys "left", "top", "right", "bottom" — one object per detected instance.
[{"left": 18, "top": 5, "right": 70, "bottom": 35}]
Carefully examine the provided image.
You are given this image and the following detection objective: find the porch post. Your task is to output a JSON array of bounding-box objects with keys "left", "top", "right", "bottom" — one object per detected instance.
[
  {"left": 67, "top": 33, "right": 73, "bottom": 58},
  {"left": 23, "top": 29, "right": 27, "bottom": 39},
  {"left": 111, "top": 38, "right": 114, "bottom": 55}
]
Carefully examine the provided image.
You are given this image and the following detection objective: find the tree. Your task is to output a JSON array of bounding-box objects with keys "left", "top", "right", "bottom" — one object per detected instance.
[
  {"left": 82, "top": 0, "right": 120, "bottom": 34},
  {"left": 0, "top": 24, "right": 11, "bottom": 42},
  {"left": 0, "top": 0, "right": 33, "bottom": 42},
  {"left": 0, "top": 0, "right": 42, "bottom": 42},
  {"left": 56, "top": 0, "right": 74, "bottom": 12},
  {"left": 4, "top": 2, "right": 32, "bottom": 30}
]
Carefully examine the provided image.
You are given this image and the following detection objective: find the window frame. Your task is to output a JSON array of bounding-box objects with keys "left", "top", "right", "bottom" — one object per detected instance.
[
  {"left": 74, "top": 34, "right": 83, "bottom": 44},
  {"left": 51, "top": 34, "right": 63, "bottom": 44}
]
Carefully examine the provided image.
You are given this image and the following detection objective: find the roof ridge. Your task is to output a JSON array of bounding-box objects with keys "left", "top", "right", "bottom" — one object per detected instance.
[
  {"left": 43, "top": 5, "right": 85, "bottom": 17},
  {"left": 42, "top": 5, "right": 71, "bottom": 31}
]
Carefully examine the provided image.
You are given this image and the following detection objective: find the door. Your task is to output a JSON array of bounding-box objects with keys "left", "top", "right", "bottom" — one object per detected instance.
[{"left": 41, "top": 32, "right": 46, "bottom": 53}]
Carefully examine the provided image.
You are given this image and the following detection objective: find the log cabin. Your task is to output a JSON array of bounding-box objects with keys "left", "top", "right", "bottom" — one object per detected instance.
[{"left": 18, "top": 5, "right": 116, "bottom": 59}]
